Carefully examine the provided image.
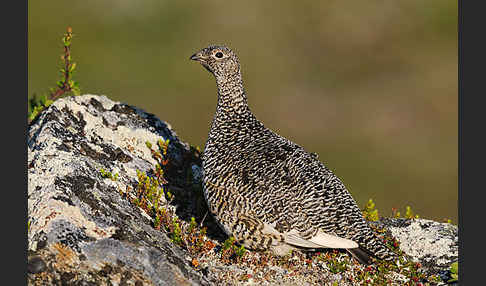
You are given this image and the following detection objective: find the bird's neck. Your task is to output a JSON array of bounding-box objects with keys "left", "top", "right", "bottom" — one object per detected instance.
[{"left": 215, "top": 72, "right": 250, "bottom": 115}]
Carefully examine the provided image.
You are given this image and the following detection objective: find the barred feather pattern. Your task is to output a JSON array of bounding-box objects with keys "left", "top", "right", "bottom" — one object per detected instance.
[{"left": 191, "top": 45, "right": 397, "bottom": 262}]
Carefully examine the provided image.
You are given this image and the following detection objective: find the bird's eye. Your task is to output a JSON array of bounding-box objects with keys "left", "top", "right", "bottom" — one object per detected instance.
[{"left": 215, "top": 52, "right": 224, "bottom": 58}]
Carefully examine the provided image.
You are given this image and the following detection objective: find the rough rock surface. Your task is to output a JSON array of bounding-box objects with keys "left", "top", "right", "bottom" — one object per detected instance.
[
  {"left": 373, "top": 218, "right": 458, "bottom": 273},
  {"left": 28, "top": 95, "right": 458, "bottom": 285}
]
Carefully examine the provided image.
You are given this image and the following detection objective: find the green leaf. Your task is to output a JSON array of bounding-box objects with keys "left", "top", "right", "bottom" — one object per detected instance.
[
  {"left": 450, "top": 261, "right": 458, "bottom": 274},
  {"left": 39, "top": 94, "right": 48, "bottom": 104},
  {"left": 447, "top": 262, "right": 458, "bottom": 282}
]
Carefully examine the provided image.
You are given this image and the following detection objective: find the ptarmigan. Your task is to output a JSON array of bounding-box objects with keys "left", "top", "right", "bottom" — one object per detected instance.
[{"left": 190, "top": 45, "right": 397, "bottom": 264}]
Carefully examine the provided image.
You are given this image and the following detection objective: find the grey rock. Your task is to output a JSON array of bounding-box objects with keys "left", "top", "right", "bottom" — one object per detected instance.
[
  {"left": 28, "top": 94, "right": 206, "bottom": 285},
  {"left": 27, "top": 256, "right": 47, "bottom": 274},
  {"left": 372, "top": 217, "right": 458, "bottom": 275}
]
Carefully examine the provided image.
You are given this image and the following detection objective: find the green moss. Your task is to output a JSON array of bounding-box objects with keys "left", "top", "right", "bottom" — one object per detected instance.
[
  {"left": 448, "top": 261, "right": 458, "bottom": 283},
  {"left": 221, "top": 237, "right": 247, "bottom": 262},
  {"left": 170, "top": 217, "right": 183, "bottom": 245},
  {"left": 99, "top": 168, "right": 118, "bottom": 181},
  {"left": 327, "top": 258, "right": 348, "bottom": 274},
  {"left": 188, "top": 217, "right": 197, "bottom": 233},
  {"left": 222, "top": 237, "right": 236, "bottom": 251}
]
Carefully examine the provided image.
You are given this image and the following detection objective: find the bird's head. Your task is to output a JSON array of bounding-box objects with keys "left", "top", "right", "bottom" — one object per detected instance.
[{"left": 190, "top": 45, "right": 240, "bottom": 79}]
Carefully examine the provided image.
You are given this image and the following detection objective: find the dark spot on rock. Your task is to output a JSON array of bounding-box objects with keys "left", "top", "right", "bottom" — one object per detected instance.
[
  {"left": 121, "top": 270, "right": 133, "bottom": 282},
  {"left": 76, "top": 111, "right": 87, "bottom": 130},
  {"left": 116, "top": 259, "right": 126, "bottom": 267},
  {"left": 56, "top": 226, "right": 94, "bottom": 253},
  {"left": 99, "top": 264, "right": 113, "bottom": 277},
  {"left": 102, "top": 117, "right": 111, "bottom": 127},
  {"left": 53, "top": 195, "right": 75, "bottom": 206},
  {"left": 79, "top": 254, "right": 87, "bottom": 261},
  {"left": 89, "top": 98, "right": 106, "bottom": 112},
  {"left": 135, "top": 280, "right": 143, "bottom": 286},
  {"left": 419, "top": 221, "right": 432, "bottom": 229},
  {"left": 97, "top": 144, "right": 132, "bottom": 163},
  {"left": 37, "top": 239, "right": 47, "bottom": 250},
  {"left": 111, "top": 104, "right": 136, "bottom": 115},
  {"left": 39, "top": 106, "right": 62, "bottom": 125},
  {"left": 61, "top": 106, "right": 87, "bottom": 134},
  {"left": 27, "top": 256, "right": 47, "bottom": 274},
  {"left": 56, "top": 175, "right": 95, "bottom": 195},
  {"left": 73, "top": 280, "right": 98, "bottom": 286},
  {"left": 55, "top": 175, "right": 106, "bottom": 221},
  {"left": 200, "top": 267, "right": 209, "bottom": 276},
  {"left": 112, "top": 226, "right": 131, "bottom": 241},
  {"left": 113, "top": 147, "right": 133, "bottom": 163},
  {"left": 79, "top": 142, "right": 110, "bottom": 161},
  {"left": 116, "top": 121, "right": 126, "bottom": 127},
  {"left": 57, "top": 142, "right": 71, "bottom": 152},
  {"left": 32, "top": 231, "right": 48, "bottom": 250},
  {"left": 61, "top": 272, "right": 75, "bottom": 283}
]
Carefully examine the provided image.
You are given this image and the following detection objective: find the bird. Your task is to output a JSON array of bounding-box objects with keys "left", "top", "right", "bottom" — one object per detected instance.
[{"left": 189, "top": 45, "right": 397, "bottom": 264}]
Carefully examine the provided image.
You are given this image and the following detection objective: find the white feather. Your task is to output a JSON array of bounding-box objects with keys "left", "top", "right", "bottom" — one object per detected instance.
[
  {"left": 261, "top": 224, "right": 358, "bottom": 249},
  {"left": 308, "top": 230, "right": 358, "bottom": 249}
]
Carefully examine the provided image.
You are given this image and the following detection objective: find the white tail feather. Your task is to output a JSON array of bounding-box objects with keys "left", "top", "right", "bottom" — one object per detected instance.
[
  {"left": 308, "top": 231, "right": 358, "bottom": 249},
  {"left": 262, "top": 224, "right": 358, "bottom": 250}
]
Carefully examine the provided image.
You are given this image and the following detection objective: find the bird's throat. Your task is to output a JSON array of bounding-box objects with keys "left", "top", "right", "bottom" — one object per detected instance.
[{"left": 215, "top": 74, "right": 249, "bottom": 115}]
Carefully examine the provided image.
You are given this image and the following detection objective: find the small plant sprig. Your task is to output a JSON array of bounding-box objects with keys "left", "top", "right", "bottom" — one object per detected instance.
[
  {"left": 127, "top": 140, "right": 216, "bottom": 262},
  {"left": 404, "top": 206, "right": 419, "bottom": 219},
  {"left": 28, "top": 94, "right": 54, "bottom": 123},
  {"left": 50, "top": 26, "right": 81, "bottom": 100},
  {"left": 362, "top": 199, "right": 379, "bottom": 222},
  {"left": 448, "top": 261, "right": 458, "bottom": 283},
  {"left": 99, "top": 168, "right": 119, "bottom": 181},
  {"left": 28, "top": 26, "right": 81, "bottom": 123},
  {"left": 220, "top": 236, "right": 247, "bottom": 263},
  {"left": 391, "top": 205, "right": 420, "bottom": 219},
  {"left": 146, "top": 140, "right": 170, "bottom": 185}
]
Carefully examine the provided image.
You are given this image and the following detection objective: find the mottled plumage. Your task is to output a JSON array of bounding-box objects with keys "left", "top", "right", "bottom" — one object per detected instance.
[{"left": 190, "top": 45, "right": 397, "bottom": 264}]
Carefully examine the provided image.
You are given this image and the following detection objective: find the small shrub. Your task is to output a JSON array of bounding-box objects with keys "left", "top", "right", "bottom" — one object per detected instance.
[
  {"left": 29, "top": 26, "right": 81, "bottom": 123},
  {"left": 362, "top": 199, "right": 379, "bottom": 221}
]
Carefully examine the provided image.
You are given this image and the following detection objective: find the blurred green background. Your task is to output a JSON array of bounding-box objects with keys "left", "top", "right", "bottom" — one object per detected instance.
[{"left": 28, "top": 1, "right": 457, "bottom": 222}]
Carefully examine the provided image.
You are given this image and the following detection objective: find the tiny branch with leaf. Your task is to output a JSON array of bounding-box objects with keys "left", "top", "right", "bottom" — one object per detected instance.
[
  {"left": 28, "top": 26, "right": 81, "bottom": 123},
  {"left": 50, "top": 26, "right": 80, "bottom": 100}
]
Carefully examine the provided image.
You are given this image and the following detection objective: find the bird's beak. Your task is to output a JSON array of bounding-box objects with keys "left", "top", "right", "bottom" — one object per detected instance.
[
  {"left": 190, "top": 51, "right": 212, "bottom": 72},
  {"left": 190, "top": 52, "right": 205, "bottom": 62}
]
